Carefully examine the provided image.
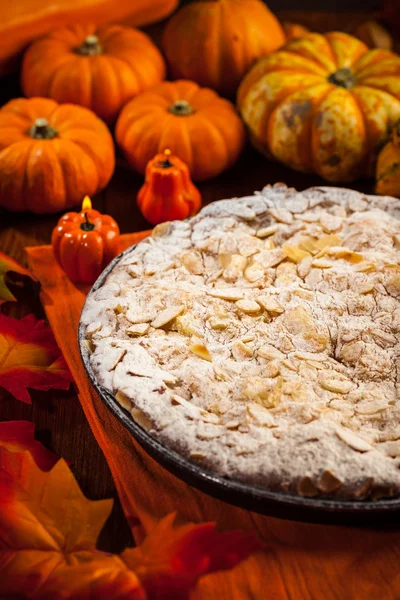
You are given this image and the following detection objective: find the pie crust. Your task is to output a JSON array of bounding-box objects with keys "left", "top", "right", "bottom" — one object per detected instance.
[{"left": 82, "top": 185, "right": 400, "bottom": 500}]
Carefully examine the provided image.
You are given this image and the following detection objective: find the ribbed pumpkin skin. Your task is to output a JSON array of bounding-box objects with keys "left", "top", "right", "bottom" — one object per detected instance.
[
  {"left": 21, "top": 24, "right": 166, "bottom": 123},
  {"left": 162, "top": 0, "right": 285, "bottom": 98},
  {"left": 115, "top": 80, "right": 246, "bottom": 181},
  {"left": 0, "top": 0, "right": 178, "bottom": 76},
  {"left": 376, "top": 121, "right": 400, "bottom": 197},
  {"left": 238, "top": 32, "right": 400, "bottom": 182},
  {"left": 0, "top": 97, "right": 115, "bottom": 214}
]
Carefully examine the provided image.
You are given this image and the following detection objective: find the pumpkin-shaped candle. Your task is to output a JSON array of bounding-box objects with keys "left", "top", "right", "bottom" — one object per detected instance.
[
  {"left": 52, "top": 196, "right": 120, "bottom": 284},
  {"left": 137, "top": 149, "right": 202, "bottom": 225}
]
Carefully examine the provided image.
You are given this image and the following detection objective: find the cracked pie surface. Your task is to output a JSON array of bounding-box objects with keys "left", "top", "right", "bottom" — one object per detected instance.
[{"left": 82, "top": 185, "right": 400, "bottom": 500}]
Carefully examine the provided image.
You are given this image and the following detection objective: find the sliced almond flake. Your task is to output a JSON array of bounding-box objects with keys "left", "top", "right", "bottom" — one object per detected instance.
[
  {"left": 353, "top": 261, "right": 376, "bottom": 272},
  {"left": 247, "top": 402, "right": 276, "bottom": 427},
  {"left": 126, "top": 323, "right": 150, "bottom": 336},
  {"left": 356, "top": 282, "right": 374, "bottom": 294},
  {"left": 190, "top": 451, "right": 206, "bottom": 459},
  {"left": 196, "top": 426, "right": 222, "bottom": 440},
  {"left": 355, "top": 400, "right": 388, "bottom": 415},
  {"left": 232, "top": 340, "right": 254, "bottom": 359},
  {"left": 294, "top": 351, "right": 326, "bottom": 361},
  {"left": 151, "top": 305, "right": 185, "bottom": 328},
  {"left": 126, "top": 310, "right": 154, "bottom": 324},
  {"left": 200, "top": 411, "right": 220, "bottom": 424},
  {"left": 107, "top": 348, "right": 126, "bottom": 371},
  {"left": 206, "top": 269, "right": 223, "bottom": 283},
  {"left": 257, "top": 295, "right": 284, "bottom": 314},
  {"left": 312, "top": 258, "right": 332, "bottom": 269},
  {"left": 328, "top": 247, "right": 364, "bottom": 263},
  {"left": 317, "top": 470, "right": 342, "bottom": 493},
  {"left": 240, "top": 334, "right": 255, "bottom": 343},
  {"left": 208, "top": 288, "right": 244, "bottom": 301},
  {"left": 115, "top": 390, "right": 131, "bottom": 410},
  {"left": 320, "top": 213, "right": 343, "bottom": 233},
  {"left": 297, "top": 256, "right": 313, "bottom": 278},
  {"left": 256, "top": 224, "right": 279, "bottom": 238},
  {"left": 280, "top": 359, "right": 299, "bottom": 372},
  {"left": 257, "top": 344, "right": 284, "bottom": 360},
  {"left": 244, "top": 263, "right": 265, "bottom": 283},
  {"left": 171, "top": 394, "right": 186, "bottom": 405},
  {"left": 190, "top": 343, "right": 212, "bottom": 361},
  {"left": 152, "top": 221, "right": 171, "bottom": 238},
  {"left": 297, "top": 477, "right": 319, "bottom": 497},
  {"left": 236, "top": 299, "right": 261, "bottom": 314},
  {"left": 87, "top": 321, "right": 102, "bottom": 335},
  {"left": 264, "top": 239, "right": 275, "bottom": 250},
  {"left": 320, "top": 378, "right": 354, "bottom": 394},
  {"left": 269, "top": 207, "right": 293, "bottom": 224},
  {"left": 293, "top": 288, "right": 314, "bottom": 300},
  {"left": 181, "top": 249, "right": 204, "bottom": 275},
  {"left": 131, "top": 407, "right": 152, "bottom": 430},
  {"left": 225, "top": 419, "right": 240, "bottom": 430},
  {"left": 336, "top": 428, "right": 373, "bottom": 452},
  {"left": 127, "top": 264, "right": 142, "bottom": 277},
  {"left": 283, "top": 245, "right": 311, "bottom": 263},
  {"left": 265, "top": 362, "right": 280, "bottom": 378},
  {"left": 306, "top": 360, "right": 326, "bottom": 370},
  {"left": 209, "top": 317, "right": 229, "bottom": 330}
]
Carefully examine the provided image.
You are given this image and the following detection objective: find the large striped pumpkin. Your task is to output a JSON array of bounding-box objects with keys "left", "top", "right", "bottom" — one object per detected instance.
[{"left": 238, "top": 32, "right": 400, "bottom": 182}]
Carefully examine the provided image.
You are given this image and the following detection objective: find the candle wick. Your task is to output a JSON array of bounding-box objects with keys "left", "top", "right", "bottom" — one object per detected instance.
[{"left": 80, "top": 211, "right": 95, "bottom": 232}]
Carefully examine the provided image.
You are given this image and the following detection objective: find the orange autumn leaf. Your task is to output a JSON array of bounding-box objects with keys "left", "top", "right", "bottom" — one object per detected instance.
[
  {"left": 123, "top": 514, "right": 263, "bottom": 600},
  {"left": 0, "top": 251, "right": 37, "bottom": 304},
  {"left": 0, "top": 420, "right": 60, "bottom": 471},
  {"left": 0, "top": 313, "right": 73, "bottom": 403},
  {"left": 0, "top": 431, "right": 261, "bottom": 600}
]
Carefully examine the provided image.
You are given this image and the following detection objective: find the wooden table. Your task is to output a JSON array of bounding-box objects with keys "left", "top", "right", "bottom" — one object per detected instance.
[{"left": 0, "top": 10, "right": 392, "bottom": 554}]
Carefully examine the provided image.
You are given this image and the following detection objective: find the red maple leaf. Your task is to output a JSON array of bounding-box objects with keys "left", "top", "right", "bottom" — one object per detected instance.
[
  {"left": 0, "top": 420, "right": 60, "bottom": 471},
  {"left": 0, "top": 426, "right": 261, "bottom": 599},
  {"left": 0, "top": 251, "right": 37, "bottom": 304},
  {"left": 0, "top": 314, "right": 73, "bottom": 403}
]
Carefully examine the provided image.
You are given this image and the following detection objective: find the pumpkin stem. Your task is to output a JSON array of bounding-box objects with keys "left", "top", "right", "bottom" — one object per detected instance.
[
  {"left": 29, "top": 118, "right": 58, "bottom": 140},
  {"left": 81, "top": 213, "right": 95, "bottom": 232},
  {"left": 76, "top": 35, "right": 103, "bottom": 56},
  {"left": 328, "top": 68, "right": 355, "bottom": 89},
  {"left": 169, "top": 100, "right": 194, "bottom": 116}
]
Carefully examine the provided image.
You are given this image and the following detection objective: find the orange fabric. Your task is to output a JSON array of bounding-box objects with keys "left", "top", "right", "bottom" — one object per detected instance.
[{"left": 27, "top": 233, "right": 400, "bottom": 600}]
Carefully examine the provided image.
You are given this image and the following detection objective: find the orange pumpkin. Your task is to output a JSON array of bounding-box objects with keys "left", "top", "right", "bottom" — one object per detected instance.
[
  {"left": 282, "top": 22, "right": 309, "bottom": 40},
  {"left": 162, "top": 0, "right": 285, "bottom": 98},
  {"left": 238, "top": 32, "right": 400, "bottom": 182},
  {"left": 0, "top": 97, "right": 115, "bottom": 214},
  {"left": 137, "top": 149, "right": 202, "bottom": 225},
  {"left": 52, "top": 196, "right": 120, "bottom": 284},
  {"left": 0, "top": 0, "right": 178, "bottom": 76},
  {"left": 21, "top": 24, "right": 166, "bottom": 123},
  {"left": 376, "top": 120, "right": 400, "bottom": 197},
  {"left": 115, "top": 80, "right": 246, "bottom": 181}
]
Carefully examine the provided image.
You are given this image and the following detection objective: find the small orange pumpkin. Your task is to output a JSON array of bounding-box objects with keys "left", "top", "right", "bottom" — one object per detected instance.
[
  {"left": 52, "top": 196, "right": 120, "bottom": 284},
  {"left": 115, "top": 80, "right": 246, "bottom": 181},
  {"left": 0, "top": 97, "right": 115, "bottom": 214},
  {"left": 21, "top": 24, "right": 166, "bottom": 123},
  {"left": 376, "top": 120, "right": 400, "bottom": 197},
  {"left": 162, "top": 0, "right": 285, "bottom": 98},
  {"left": 137, "top": 149, "right": 202, "bottom": 225},
  {"left": 282, "top": 22, "right": 309, "bottom": 40},
  {"left": 238, "top": 31, "right": 400, "bottom": 182}
]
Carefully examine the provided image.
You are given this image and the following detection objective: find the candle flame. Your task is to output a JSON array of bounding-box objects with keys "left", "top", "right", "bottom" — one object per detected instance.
[{"left": 82, "top": 195, "right": 92, "bottom": 211}]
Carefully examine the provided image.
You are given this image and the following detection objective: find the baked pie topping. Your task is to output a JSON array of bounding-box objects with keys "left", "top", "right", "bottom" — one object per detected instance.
[{"left": 82, "top": 185, "right": 400, "bottom": 499}]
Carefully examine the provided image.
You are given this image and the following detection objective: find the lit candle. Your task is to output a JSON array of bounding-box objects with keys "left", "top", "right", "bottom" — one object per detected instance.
[{"left": 51, "top": 196, "right": 120, "bottom": 285}]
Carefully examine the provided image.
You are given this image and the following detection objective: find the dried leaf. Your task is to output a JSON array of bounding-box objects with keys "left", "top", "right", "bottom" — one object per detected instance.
[
  {"left": 0, "top": 420, "right": 60, "bottom": 471},
  {"left": 0, "top": 251, "right": 37, "bottom": 304},
  {"left": 122, "top": 513, "right": 263, "bottom": 600},
  {"left": 0, "top": 314, "right": 73, "bottom": 403},
  {"left": 0, "top": 437, "right": 261, "bottom": 599}
]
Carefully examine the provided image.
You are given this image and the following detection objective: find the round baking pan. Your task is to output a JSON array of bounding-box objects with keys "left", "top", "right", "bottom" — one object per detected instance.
[{"left": 79, "top": 245, "right": 400, "bottom": 527}]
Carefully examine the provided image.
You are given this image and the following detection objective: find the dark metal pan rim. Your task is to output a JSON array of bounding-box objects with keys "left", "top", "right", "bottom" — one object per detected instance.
[{"left": 78, "top": 244, "right": 400, "bottom": 526}]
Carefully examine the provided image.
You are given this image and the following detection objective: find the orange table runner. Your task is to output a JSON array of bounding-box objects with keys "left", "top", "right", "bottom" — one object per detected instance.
[{"left": 27, "top": 233, "right": 400, "bottom": 600}]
